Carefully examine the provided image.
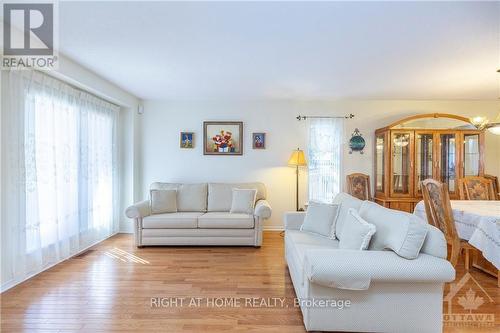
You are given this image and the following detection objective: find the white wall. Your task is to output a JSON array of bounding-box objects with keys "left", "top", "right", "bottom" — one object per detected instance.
[{"left": 137, "top": 99, "right": 500, "bottom": 230}]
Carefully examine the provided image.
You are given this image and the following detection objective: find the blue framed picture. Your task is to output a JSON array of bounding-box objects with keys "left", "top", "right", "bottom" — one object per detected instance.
[
  {"left": 180, "top": 132, "right": 194, "bottom": 148},
  {"left": 253, "top": 133, "right": 266, "bottom": 149}
]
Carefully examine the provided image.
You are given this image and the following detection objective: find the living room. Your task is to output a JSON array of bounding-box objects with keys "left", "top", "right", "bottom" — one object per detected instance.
[{"left": 1, "top": 1, "right": 499, "bottom": 332}]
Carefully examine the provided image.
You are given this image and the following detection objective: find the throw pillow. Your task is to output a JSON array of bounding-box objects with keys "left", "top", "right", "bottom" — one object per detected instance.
[
  {"left": 300, "top": 202, "right": 340, "bottom": 238},
  {"left": 358, "top": 200, "right": 429, "bottom": 259},
  {"left": 230, "top": 189, "right": 257, "bottom": 214},
  {"left": 338, "top": 208, "right": 376, "bottom": 250},
  {"left": 332, "top": 193, "right": 364, "bottom": 239},
  {"left": 150, "top": 189, "right": 177, "bottom": 214}
]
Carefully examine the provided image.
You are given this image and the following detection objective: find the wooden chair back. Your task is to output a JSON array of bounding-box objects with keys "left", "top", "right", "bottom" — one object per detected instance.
[
  {"left": 421, "top": 179, "right": 459, "bottom": 244},
  {"left": 483, "top": 174, "right": 500, "bottom": 200},
  {"left": 458, "top": 176, "right": 496, "bottom": 200},
  {"left": 346, "top": 173, "right": 371, "bottom": 200}
]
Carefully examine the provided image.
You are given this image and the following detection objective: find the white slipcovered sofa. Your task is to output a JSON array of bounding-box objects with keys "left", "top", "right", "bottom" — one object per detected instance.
[
  {"left": 126, "top": 182, "right": 271, "bottom": 247},
  {"left": 284, "top": 193, "right": 455, "bottom": 333}
]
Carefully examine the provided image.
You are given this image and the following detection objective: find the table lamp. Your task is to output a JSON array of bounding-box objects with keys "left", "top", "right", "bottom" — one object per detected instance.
[{"left": 288, "top": 148, "right": 307, "bottom": 211}]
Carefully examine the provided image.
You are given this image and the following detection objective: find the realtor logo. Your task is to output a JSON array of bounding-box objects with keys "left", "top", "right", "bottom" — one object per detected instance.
[
  {"left": 444, "top": 272, "right": 494, "bottom": 328},
  {"left": 2, "top": 1, "right": 58, "bottom": 69}
]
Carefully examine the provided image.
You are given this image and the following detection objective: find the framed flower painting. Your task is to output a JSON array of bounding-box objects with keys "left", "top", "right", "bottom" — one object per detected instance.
[{"left": 203, "top": 121, "right": 243, "bottom": 155}]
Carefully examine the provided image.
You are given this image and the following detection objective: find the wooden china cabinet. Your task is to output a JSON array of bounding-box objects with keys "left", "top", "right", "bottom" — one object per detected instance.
[{"left": 374, "top": 113, "right": 485, "bottom": 213}]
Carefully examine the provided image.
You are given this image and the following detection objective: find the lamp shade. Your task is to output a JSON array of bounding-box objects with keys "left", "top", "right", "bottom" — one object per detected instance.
[{"left": 288, "top": 149, "right": 307, "bottom": 166}]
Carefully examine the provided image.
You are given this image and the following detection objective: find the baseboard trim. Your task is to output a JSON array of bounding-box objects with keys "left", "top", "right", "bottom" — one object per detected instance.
[
  {"left": 119, "top": 227, "right": 285, "bottom": 233},
  {"left": 263, "top": 226, "right": 284, "bottom": 231}
]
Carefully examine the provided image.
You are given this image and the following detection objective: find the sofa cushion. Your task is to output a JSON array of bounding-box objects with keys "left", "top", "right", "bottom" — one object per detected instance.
[
  {"left": 230, "top": 189, "right": 257, "bottom": 214},
  {"left": 285, "top": 230, "right": 339, "bottom": 265},
  {"left": 197, "top": 212, "right": 255, "bottom": 229},
  {"left": 300, "top": 202, "right": 339, "bottom": 238},
  {"left": 332, "top": 193, "right": 363, "bottom": 239},
  {"left": 177, "top": 184, "right": 207, "bottom": 212},
  {"left": 339, "top": 208, "right": 376, "bottom": 250},
  {"left": 150, "top": 183, "right": 207, "bottom": 212},
  {"left": 358, "top": 201, "right": 428, "bottom": 259},
  {"left": 142, "top": 212, "right": 204, "bottom": 229},
  {"left": 150, "top": 189, "right": 177, "bottom": 214},
  {"left": 207, "top": 183, "right": 266, "bottom": 212}
]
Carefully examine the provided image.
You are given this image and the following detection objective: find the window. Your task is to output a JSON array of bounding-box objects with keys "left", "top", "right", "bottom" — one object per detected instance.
[
  {"left": 2, "top": 70, "right": 119, "bottom": 290},
  {"left": 23, "top": 78, "right": 118, "bottom": 253},
  {"left": 307, "top": 118, "right": 343, "bottom": 203}
]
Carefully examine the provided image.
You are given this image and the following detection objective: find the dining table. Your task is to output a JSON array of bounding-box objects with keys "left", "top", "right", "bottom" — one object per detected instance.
[{"left": 414, "top": 200, "right": 500, "bottom": 273}]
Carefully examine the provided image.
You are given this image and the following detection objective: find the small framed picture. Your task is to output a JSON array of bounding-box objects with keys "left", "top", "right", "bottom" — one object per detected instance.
[
  {"left": 180, "top": 132, "right": 194, "bottom": 148},
  {"left": 252, "top": 133, "right": 266, "bottom": 149}
]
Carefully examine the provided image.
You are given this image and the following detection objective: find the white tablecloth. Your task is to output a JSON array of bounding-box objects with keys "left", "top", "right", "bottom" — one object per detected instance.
[{"left": 414, "top": 200, "right": 500, "bottom": 269}]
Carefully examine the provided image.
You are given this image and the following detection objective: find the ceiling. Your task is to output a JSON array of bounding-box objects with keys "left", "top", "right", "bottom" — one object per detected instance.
[{"left": 57, "top": 1, "right": 499, "bottom": 100}]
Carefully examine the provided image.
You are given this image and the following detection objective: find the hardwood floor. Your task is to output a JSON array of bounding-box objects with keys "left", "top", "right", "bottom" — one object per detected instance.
[{"left": 1, "top": 232, "right": 498, "bottom": 332}]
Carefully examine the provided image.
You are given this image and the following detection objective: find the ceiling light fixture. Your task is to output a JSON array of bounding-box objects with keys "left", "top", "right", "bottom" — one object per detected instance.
[
  {"left": 470, "top": 116, "right": 489, "bottom": 128},
  {"left": 470, "top": 117, "right": 500, "bottom": 135},
  {"left": 488, "top": 125, "right": 500, "bottom": 135},
  {"left": 469, "top": 70, "right": 500, "bottom": 135}
]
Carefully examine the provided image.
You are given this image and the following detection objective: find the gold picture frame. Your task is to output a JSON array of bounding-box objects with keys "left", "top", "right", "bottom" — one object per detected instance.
[{"left": 203, "top": 121, "right": 243, "bottom": 155}]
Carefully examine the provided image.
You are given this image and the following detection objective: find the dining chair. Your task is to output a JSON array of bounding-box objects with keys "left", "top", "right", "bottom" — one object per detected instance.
[
  {"left": 458, "top": 176, "right": 496, "bottom": 200},
  {"left": 346, "top": 173, "right": 371, "bottom": 201},
  {"left": 421, "top": 179, "right": 476, "bottom": 269},
  {"left": 483, "top": 174, "right": 500, "bottom": 200}
]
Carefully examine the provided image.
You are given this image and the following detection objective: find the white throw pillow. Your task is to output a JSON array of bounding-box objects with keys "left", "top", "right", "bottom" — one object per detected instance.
[
  {"left": 339, "top": 208, "right": 376, "bottom": 250},
  {"left": 150, "top": 189, "right": 177, "bottom": 214},
  {"left": 230, "top": 189, "right": 257, "bottom": 214},
  {"left": 358, "top": 201, "right": 429, "bottom": 259},
  {"left": 208, "top": 183, "right": 266, "bottom": 212},
  {"left": 300, "top": 202, "right": 340, "bottom": 238},
  {"left": 332, "top": 193, "right": 363, "bottom": 239}
]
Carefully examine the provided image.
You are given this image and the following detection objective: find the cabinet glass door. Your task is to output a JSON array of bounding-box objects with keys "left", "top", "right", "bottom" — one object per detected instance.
[
  {"left": 391, "top": 132, "right": 412, "bottom": 195},
  {"left": 463, "top": 134, "right": 480, "bottom": 176},
  {"left": 439, "top": 133, "right": 457, "bottom": 193},
  {"left": 416, "top": 133, "right": 434, "bottom": 194},
  {"left": 375, "top": 134, "right": 385, "bottom": 193}
]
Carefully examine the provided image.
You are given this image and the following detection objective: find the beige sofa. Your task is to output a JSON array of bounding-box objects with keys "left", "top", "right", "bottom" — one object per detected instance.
[{"left": 125, "top": 182, "right": 271, "bottom": 247}]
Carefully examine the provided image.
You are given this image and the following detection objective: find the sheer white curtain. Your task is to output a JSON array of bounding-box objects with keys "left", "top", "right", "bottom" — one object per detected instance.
[
  {"left": 307, "top": 117, "right": 343, "bottom": 203},
  {"left": 1, "top": 70, "right": 119, "bottom": 291}
]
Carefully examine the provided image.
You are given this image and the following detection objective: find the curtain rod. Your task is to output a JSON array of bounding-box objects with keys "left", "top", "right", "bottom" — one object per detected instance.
[{"left": 296, "top": 114, "right": 354, "bottom": 121}]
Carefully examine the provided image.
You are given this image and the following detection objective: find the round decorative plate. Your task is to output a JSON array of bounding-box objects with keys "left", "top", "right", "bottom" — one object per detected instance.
[
  {"left": 349, "top": 128, "right": 365, "bottom": 154},
  {"left": 349, "top": 135, "right": 365, "bottom": 151}
]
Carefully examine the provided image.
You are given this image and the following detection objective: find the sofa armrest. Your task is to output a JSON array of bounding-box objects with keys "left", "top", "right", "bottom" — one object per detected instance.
[
  {"left": 283, "top": 211, "right": 306, "bottom": 230},
  {"left": 125, "top": 200, "right": 151, "bottom": 219},
  {"left": 254, "top": 199, "right": 272, "bottom": 219},
  {"left": 303, "top": 249, "right": 455, "bottom": 291}
]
